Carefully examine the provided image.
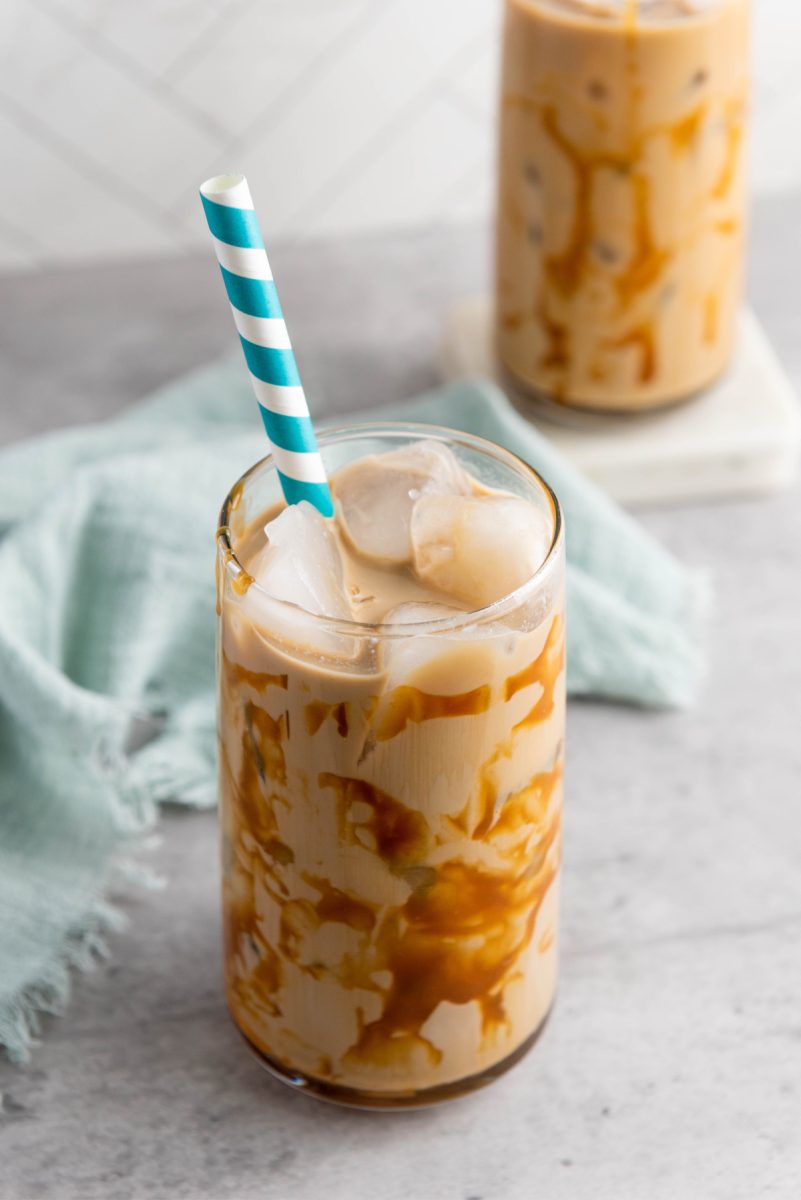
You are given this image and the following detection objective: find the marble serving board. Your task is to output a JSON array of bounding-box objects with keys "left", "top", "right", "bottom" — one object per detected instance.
[{"left": 440, "top": 297, "right": 801, "bottom": 506}]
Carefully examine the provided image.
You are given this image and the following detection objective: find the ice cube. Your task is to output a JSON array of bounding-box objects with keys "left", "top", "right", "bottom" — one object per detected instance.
[
  {"left": 333, "top": 440, "right": 472, "bottom": 566},
  {"left": 239, "top": 502, "right": 354, "bottom": 658},
  {"left": 410, "top": 493, "right": 552, "bottom": 608},
  {"left": 383, "top": 602, "right": 464, "bottom": 626},
  {"left": 254, "top": 502, "right": 352, "bottom": 619},
  {"left": 377, "top": 601, "right": 468, "bottom": 688}
]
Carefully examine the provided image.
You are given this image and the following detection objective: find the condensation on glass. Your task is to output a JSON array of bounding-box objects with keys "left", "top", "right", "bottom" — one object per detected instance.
[{"left": 496, "top": 0, "right": 750, "bottom": 412}]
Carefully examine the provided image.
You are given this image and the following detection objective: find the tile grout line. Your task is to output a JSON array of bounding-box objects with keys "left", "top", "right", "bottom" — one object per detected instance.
[
  {"left": 232, "top": 0, "right": 387, "bottom": 149},
  {"left": 28, "top": 0, "right": 234, "bottom": 145},
  {"left": 165, "top": 0, "right": 390, "bottom": 225},
  {"left": 282, "top": 25, "right": 496, "bottom": 235},
  {"left": 429, "top": 151, "right": 495, "bottom": 224},
  {"left": 0, "top": 213, "right": 47, "bottom": 259},
  {"left": 162, "top": 0, "right": 257, "bottom": 87},
  {"left": 0, "top": 93, "right": 186, "bottom": 247}
]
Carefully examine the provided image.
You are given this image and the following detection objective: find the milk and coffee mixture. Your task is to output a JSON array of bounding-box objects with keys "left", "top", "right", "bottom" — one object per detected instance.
[
  {"left": 217, "top": 441, "right": 565, "bottom": 1098},
  {"left": 497, "top": 0, "right": 749, "bottom": 410}
]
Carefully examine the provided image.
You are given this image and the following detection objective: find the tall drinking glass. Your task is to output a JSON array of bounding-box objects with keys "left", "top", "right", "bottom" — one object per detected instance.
[
  {"left": 496, "top": 0, "right": 750, "bottom": 412},
  {"left": 216, "top": 425, "right": 566, "bottom": 1107}
]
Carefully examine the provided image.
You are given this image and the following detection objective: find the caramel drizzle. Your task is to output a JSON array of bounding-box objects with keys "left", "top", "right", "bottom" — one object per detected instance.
[
  {"left": 220, "top": 611, "right": 565, "bottom": 1074},
  {"left": 343, "top": 810, "right": 561, "bottom": 1071},
  {"left": 614, "top": 173, "right": 671, "bottom": 311},
  {"left": 374, "top": 683, "right": 492, "bottom": 743},
  {"left": 474, "top": 617, "right": 565, "bottom": 839},
  {"left": 604, "top": 324, "right": 656, "bottom": 383},
  {"left": 501, "top": 73, "right": 745, "bottom": 392},
  {"left": 304, "top": 700, "right": 349, "bottom": 738},
  {"left": 669, "top": 102, "right": 707, "bottom": 153},
  {"left": 503, "top": 615, "right": 565, "bottom": 702},
  {"left": 222, "top": 651, "right": 288, "bottom": 695},
  {"left": 320, "top": 773, "right": 431, "bottom": 868}
]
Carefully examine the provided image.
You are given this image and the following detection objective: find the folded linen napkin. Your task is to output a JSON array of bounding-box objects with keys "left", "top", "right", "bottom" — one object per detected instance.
[{"left": 0, "top": 363, "right": 705, "bottom": 1062}]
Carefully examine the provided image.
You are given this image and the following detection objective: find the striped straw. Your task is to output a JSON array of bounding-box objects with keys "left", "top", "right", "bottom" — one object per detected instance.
[{"left": 199, "top": 174, "right": 333, "bottom": 518}]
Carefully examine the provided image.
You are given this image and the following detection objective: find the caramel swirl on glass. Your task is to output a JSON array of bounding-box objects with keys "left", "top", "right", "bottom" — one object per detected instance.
[
  {"left": 216, "top": 426, "right": 566, "bottom": 1107},
  {"left": 496, "top": 0, "right": 750, "bottom": 411}
]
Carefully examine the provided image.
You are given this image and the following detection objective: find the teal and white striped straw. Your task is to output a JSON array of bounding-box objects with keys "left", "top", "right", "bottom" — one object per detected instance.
[{"left": 199, "top": 174, "right": 333, "bottom": 518}]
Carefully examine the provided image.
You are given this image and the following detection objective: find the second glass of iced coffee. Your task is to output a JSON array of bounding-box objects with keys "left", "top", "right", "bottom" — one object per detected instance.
[
  {"left": 497, "top": 0, "right": 750, "bottom": 412},
  {"left": 217, "top": 424, "right": 566, "bottom": 1108}
]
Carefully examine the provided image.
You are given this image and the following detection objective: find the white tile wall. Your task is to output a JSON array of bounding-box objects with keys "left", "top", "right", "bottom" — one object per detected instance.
[{"left": 0, "top": 0, "right": 799, "bottom": 272}]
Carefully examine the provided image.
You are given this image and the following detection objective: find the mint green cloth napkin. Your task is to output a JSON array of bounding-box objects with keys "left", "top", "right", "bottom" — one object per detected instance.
[{"left": 0, "top": 363, "right": 705, "bottom": 1062}]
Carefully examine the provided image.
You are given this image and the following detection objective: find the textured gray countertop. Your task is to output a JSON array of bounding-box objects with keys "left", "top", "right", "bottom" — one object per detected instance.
[{"left": 1, "top": 200, "right": 800, "bottom": 1200}]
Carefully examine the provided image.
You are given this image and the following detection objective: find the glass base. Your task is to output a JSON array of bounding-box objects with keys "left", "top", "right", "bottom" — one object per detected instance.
[
  {"left": 236, "top": 1004, "right": 554, "bottom": 1111},
  {"left": 498, "top": 358, "right": 729, "bottom": 426}
]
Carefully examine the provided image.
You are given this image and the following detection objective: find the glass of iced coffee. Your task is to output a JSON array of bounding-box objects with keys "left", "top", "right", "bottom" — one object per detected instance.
[
  {"left": 216, "top": 424, "right": 565, "bottom": 1107},
  {"left": 496, "top": 0, "right": 750, "bottom": 412}
]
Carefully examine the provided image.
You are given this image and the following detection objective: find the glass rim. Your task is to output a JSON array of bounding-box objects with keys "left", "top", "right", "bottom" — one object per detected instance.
[{"left": 217, "top": 421, "right": 564, "bottom": 640}]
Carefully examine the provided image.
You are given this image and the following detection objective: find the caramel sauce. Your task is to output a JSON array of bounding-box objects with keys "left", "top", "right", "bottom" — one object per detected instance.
[
  {"left": 541, "top": 105, "right": 605, "bottom": 299},
  {"left": 219, "top": 566, "right": 565, "bottom": 1080},
  {"left": 474, "top": 617, "right": 564, "bottom": 840},
  {"left": 502, "top": 72, "right": 744, "bottom": 401},
  {"left": 304, "top": 700, "right": 349, "bottom": 738},
  {"left": 246, "top": 701, "right": 288, "bottom": 791},
  {"left": 228, "top": 479, "right": 245, "bottom": 514},
  {"left": 503, "top": 616, "right": 564, "bottom": 702},
  {"left": 491, "top": 765, "right": 562, "bottom": 842},
  {"left": 232, "top": 568, "right": 254, "bottom": 597},
  {"left": 304, "top": 873, "right": 376, "bottom": 934},
  {"left": 227, "top": 935, "right": 284, "bottom": 1020},
  {"left": 669, "top": 102, "right": 707, "bottom": 153},
  {"left": 504, "top": 616, "right": 565, "bottom": 721},
  {"left": 374, "top": 684, "right": 492, "bottom": 743},
  {"left": 264, "top": 837, "right": 295, "bottom": 866},
  {"left": 319, "top": 773, "right": 431, "bottom": 869},
  {"left": 605, "top": 323, "right": 656, "bottom": 383},
  {"left": 218, "top": 547, "right": 254, "bottom": 604},
  {"left": 222, "top": 727, "right": 288, "bottom": 1016},
  {"left": 614, "top": 174, "right": 670, "bottom": 311},
  {"left": 221, "top": 645, "right": 563, "bottom": 1074},
  {"left": 537, "top": 300, "right": 571, "bottom": 375},
  {"left": 537, "top": 105, "right": 672, "bottom": 310},
  {"left": 343, "top": 836, "right": 560, "bottom": 1071},
  {"left": 223, "top": 651, "right": 288, "bottom": 694}
]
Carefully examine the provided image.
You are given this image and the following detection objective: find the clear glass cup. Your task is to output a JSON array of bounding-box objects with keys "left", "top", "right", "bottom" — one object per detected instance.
[
  {"left": 216, "top": 423, "right": 566, "bottom": 1108},
  {"left": 496, "top": 0, "right": 750, "bottom": 413}
]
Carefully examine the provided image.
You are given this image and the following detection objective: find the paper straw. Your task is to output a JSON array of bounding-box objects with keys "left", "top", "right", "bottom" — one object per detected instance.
[{"left": 199, "top": 174, "right": 333, "bottom": 518}]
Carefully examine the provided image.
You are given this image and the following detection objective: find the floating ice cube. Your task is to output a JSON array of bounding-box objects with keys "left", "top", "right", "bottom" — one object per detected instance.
[
  {"left": 410, "top": 493, "right": 552, "bottom": 608},
  {"left": 238, "top": 502, "right": 354, "bottom": 658},
  {"left": 377, "top": 601, "right": 468, "bottom": 688},
  {"left": 255, "top": 502, "right": 352, "bottom": 619},
  {"left": 333, "top": 440, "right": 472, "bottom": 565},
  {"left": 381, "top": 596, "right": 513, "bottom": 689},
  {"left": 383, "top": 602, "right": 464, "bottom": 626}
]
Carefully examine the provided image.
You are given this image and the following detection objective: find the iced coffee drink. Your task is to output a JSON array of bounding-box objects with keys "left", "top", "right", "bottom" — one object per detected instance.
[
  {"left": 496, "top": 0, "right": 750, "bottom": 411},
  {"left": 216, "top": 426, "right": 565, "bottom": 1106}
]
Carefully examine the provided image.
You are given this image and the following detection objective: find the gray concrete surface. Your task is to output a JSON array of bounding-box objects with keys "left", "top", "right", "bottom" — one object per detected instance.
[{"left": 0, "top": 200, "right": 800, "bottom": 1200}]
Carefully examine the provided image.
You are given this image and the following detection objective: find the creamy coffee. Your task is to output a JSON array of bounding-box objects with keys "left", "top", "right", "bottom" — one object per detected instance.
[
  {"left": 216, "top": 432, "right": 566, "bottom": 1105},
  {"left": 496, "top": 0, "right": 750, "bottom": 411}
]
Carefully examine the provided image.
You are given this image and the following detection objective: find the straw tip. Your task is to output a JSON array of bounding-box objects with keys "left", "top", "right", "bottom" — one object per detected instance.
[{"left": 199, "top": 173, "right": 246, "bottom": 199}]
